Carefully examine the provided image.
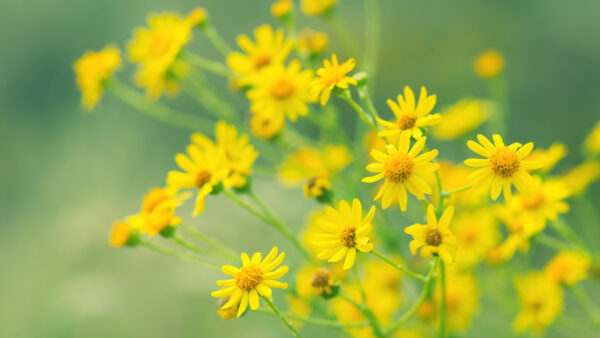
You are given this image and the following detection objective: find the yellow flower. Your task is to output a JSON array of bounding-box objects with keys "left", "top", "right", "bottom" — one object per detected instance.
[
  {"left": 166, "top": 140, "right": 229, "bottom": 215},
  {"left": 246, "top": 60, "right": 316, "bottom": 122},
  {"left": 465, "top": 134, "right": 541, "bottom": 201},
  {"left": 435, "top": 270, "right": 479, "bottom": 332},
  {"left": 271, "top": 0, "right": 293, "bottom": 18},
  {"left": 453, "top": 210, "right": 499, "bottom": 269},
  {"left": 585, "top": 120, "right": 600, "bottom": 154},
  {"left": 278, "top": 145, "right": 351, "bottom": 184},
  {"left": 525, "top": 142, "right": 567, "bottom": 173},
  {"left": 286, "top": 295, "right": 312, "bottom": 329},
  {"left": 405, "top": 204, "right": 457, "bottom": 264},
  {"left": 363, "top": 260, "right": 403, "bottom": 325},
  {"left": 561, "top": 160, "right": 600, "bottom": 196},
  {"left": 227, "top": 24, "right": 294, "bottom": 76},
  {"left": 376, "top": 86, "right": 440, "bottom": 140},
  {"left": 474, "top": 50, "right": 504, "bottom": 78},
  {"left": 296, "top": 265, "right": 337, "bottom": 298},
  {"left": 136, "top": 187, "right": 189, "bottom": 237},
  {"left": 311, "top": 54, "right": 357, "bottom": 105},
  {"left": 301, "top": 0, "right": 338, "bottom": 16},
  {"left": 217, "top": 297, "right": 237, "bottom": 320},
  {"left": 74, "top": 45, "right": 121, "bottom": 110},
  {"left": 514, "top": 272, "right": 563, "bottom": 334},
  {"left": 430, "top": 99, "right": 491, "bottom": 140},
  {"left": 250, "top": 112, "right": 285, "bottom": 140},
  {"left": 303, "top": 172, "right": 332, "bottom": 198},
  {"left": 544, "top": 250, "right": 591, "bottom": 286},
  {"left": 362, "top": 133, "right": 439, "bottom": 211},
  {"left": 211, "top": 247, "right": 289, "bottom": 318},
  {"left": 313, "top": 199, "right": 375, "bottom": 269},
  {"left": 435, "top": 161, "right": 489, "bottom": 207},
  {"left": 109, "top": 218, "right": 137, "bottom": 247},
  {"left": 298, "top": 29, "right": 329, "bottom": 56}
]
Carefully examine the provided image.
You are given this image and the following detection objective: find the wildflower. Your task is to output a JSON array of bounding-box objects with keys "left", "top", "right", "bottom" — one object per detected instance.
[
  {"left": 278, "top": 145, "right": 351, "bottom": 184},
  {"left": 298, "top": 29, "right": 329, "bottom": 56},
  {"left": 250, "top": 112, "right": 285, "bottom": 140},
  {"left": 544, "top": 251, "right": 591, "bottom": 286},
  {"left": 561, "top": 160, "right": 600, "bottom": 196},
  {"left": 211, "top": 247, "right": 289, "bottom": 318},
  {"left": 362, "top": 133, "right": 439, "bottom": 211},
  {"left": 311, "top": 54, "right": 357, "bottom": 105},
  {"left": 136, "top": 187, "right": 188, "bottom": 237},
  {"left": 246, "top": 60, "right": 316, "bottom": 122},
  {"left": 376, "top": 86, "right": 440, "bottom": 139},
  {"left": 217, "top": 297, "right": 237, "bottom": 320},
  {"left": 474, "top": 50, "right": 504, "bottom": 78},
  {"left": 435, "top": 270, "right": 480, "bottom": 332},
  {"left": 435, "top": 161, "right": 488, "bottom": 207},
  {"left": 430, "top": 99, "right": 491, "bottom": 140},
  {"left": 585, "top": 121, "right": 600, "bottom": 154},
  {"left": 227, "top": 24, "right": 294, "bottom": 76},
  {"left": 313, "top": 199, "right": 375, "bottom": 269},
  {"left": 405, "top": 204, "right": 457, "bottom": 264},
  {"left": 301, "top": 0, "right": 338, "bottom": 16},
  {"left": 271, "top": 0, "right": 293, "bottom": 18},
  {"left": 514, "top": 272, "right": 563, "bottom": 334},
  {"left": 453, "top": 210, "right": 499, "bottom": 269},
  {"left": 166, "top": 140, "right": 229, "bottom": 215},
  {"left": 303, "top": 172, "right": 332, "bottom": 199},
  {"left": 465, "top": 134, "right": 541, "bottom": 201},
  {"left": 74, "top": 45, "right": 121, "bottom": 110},
  {"left": 109, "top": 218, "right": 139, "bottom": 247},
  {"left": 525, "top": 142, "right": 567, "bottom": 173}
]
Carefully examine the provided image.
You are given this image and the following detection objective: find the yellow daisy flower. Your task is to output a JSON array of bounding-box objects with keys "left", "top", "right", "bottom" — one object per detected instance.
[
  {"left": 296, "top": 265, "right": 337, "bottom": 298},
  {"left": 465, "top": 134, "right": 541, "bottom": 201},
  {"left": 376, "top": 86, "right": 440, "bottom": 139},
  {"left": 561, "top": 160, "right": 600, "bottom": 196},
  {"left": 250, "top": 112, "right": 285, "bottom": 140},
  {"left": 514, "top": 272, "right": 563, "bottom": 334},
  {"left": 227, "top": 24, "right": 294, "bottom": 76},
  {"left": 544, "top": 250, "right": 591, "bottom": 286},
  {"left": 474, "top": 50, "right": 504, "bottom": 78},
  {"left": 303, "top": 172, "right": 332, "bottom": 199},
  {"left": 136, "top": 187, "right": 189, "bottom": 237},
  {"left": 74, "top": 45, "right": 121, "bottom": 110},
  {"left": 246, "top": 60, "right": 316, "bottom": 122},
  {"left": 405, "top": 204, "right": 457, "bottom": 264},
  {"left": 298, "top": 29, "right": 329, "bottom": 56},
  {"left": 301, "top": 0, "right": 338, "bottom": 16},
  {"left": 211, "top": 247, "right": 289, "bottom": 318},
  {"left": 312, "top": 199, "right": 376, "bottom": 269},
  {"left": 525, "top": 142, "right": 567, "bottom": 173},
  {"left": 435, "top": 161, "right": 489, "bottom": 207},
  {"left": 362, "top": 133, "right": 439, "bottom": 211},
  {"left": 453, "top": 210, "right": 499, "bottom": 269},
  {"left": 430, "top": 99, "right": 491, "bottom": 140},
  {"left": 585, "top": 120, "right": 600, "bottom": 155},
  {"left": 311, "top": 54, "right": 357, "bottom": 105},
  {"left": 166, "top": 140, "right": 229, "bottom": 215}
]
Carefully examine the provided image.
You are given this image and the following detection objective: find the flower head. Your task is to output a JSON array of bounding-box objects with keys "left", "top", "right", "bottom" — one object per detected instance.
[
  {"left": 301, "top": 0, "right": 338, "bottom": 16},
  {"left": 377, "top": 86, "right": 440, "bottom": 139},
  {"left": 474, "top": 50, "right": 504, "bottom": 78},
  {"left": 431, "top": 99, "right": 491, "bottom": 140},
  {"left": 405, "top": 204, "right": 457, "bottom": 264},
  {"left": 465, "top": 134, "right": 541, "bottom": 201},
  {"left": 211, "top": 247, "right": 289, "bottom": 318},
  {"left": 514, "top": 272, "right": 563, "bottom": 334},
  {"left": 561, "top": 160, "right": 600, "bottom": 196},
  {"left": 311, "top": 54, "right": 357, "bottom": 105},
  {"left": 74, "top": 45, "right": 121, "bottom": 110},
  {"left": 525, "top": 142, "right": 567, "bottom": 173},
  {"left": 271, "top": 0, "right": 293, "bottom": 18},
  {"left": 303, "top": 172, "right": 332, "bottom": 199},
  {"left": 136, "top": 187, "right": 188, "bottom": 237},
  {"left": 298, "top": 29, "right": 329, "bottom": 56},
  {"left": 313, "top": 199, "right": 375, "bottom": 269},
  {"left": 453, "top": 210, "right": 499, "bottom": 269},
  {"left": 278, "top": 145, "right": 351, "bottom": 184},
  {"left": 362, "top": 133, "right": 439, "bottom": 211},
  {"left": 109, "top": 217, "right": 139, "bottom": 247},
  {"left": 250, "top": 112, "right": 285, "bottom": 140},
  {"left": 544, "top": 250, "right": 591, "bottom": 286}
]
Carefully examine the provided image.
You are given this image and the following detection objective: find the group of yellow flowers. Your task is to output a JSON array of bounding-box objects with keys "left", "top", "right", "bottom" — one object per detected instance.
[{"left": 75, "top": 0, "right": 600, "bottom": 337}]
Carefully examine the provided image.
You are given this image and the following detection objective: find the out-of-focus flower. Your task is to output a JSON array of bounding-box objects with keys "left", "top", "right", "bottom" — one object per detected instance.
[
  {"left": 453, "top": 210, "right": 499, "bottom": 269},
  {"left": 435, "top": 270, "right": 480, "bottom": 332},
  {"left": 405, "top": 204, "right": 457, "bottom": 264},
  {"left": 363, "top": 133, "right": 439, "bottom": 211},
  {"left": 301, "top": 0, "right": 338, "bottom": 16},
  {"left": 584, "top": 120, "right": 600, "bottom": 155},
  {"left": 474, "top": 50, "right": 504, "bottom": 78},
  {"left": 74, "top": 45, "right": 121, "bottom": 110},
  {"left": 217, "top": 297, "right": 238, "bottom": 320},
  {"left": 465, "top": 134, "right": 541, "bottom": 201},
  {"left": 431, "top": 99, "right": 491, "bottom": 140},
  {"left": 211, "top": 247, "right": 288, "bottom": 318},
  {"left": 513, "top": 272, "right": 563, "bottom": 334},
  {"left": 137, "top": 187, "right": 188, "bottom": 237},
  {"left": 363, "top": 260, "right": 403, "bottom": 325},
  {"left": 298, "top": 29, "right": 329, "bottom": 56},
  {"left": 303, "top": 172, "right": 331, "bottom": 199},
  {"left": 561, "top": 160, "right": 600, "bottom": 196},
  {"left": 544, "top": 250, "right": 591, "bottom": 286},
  {"left": 311, "top": 54, "right": 357, "bottom": 105},
  {"left": 250, "top": 112, "right": 285, "bottom": 140},
  {"left": 525, "top": 142, "right": 567, "bottom": 173},
  {"left": 286, "top": 294, "right": 312, "bottom": 329},
  {"left": 435, "top": 161, "right": 489, "bottom": 207},
  {"left": 271, "top": 0, "right": 293, "bottom": 18},
  {"left": 376, "top": 86, "right": 440, "bottom": 140},
  {"left": 278, "top": 144, "right": 351, "bottom": 184},
  {"left": 109, "top": 217, "right": 139, "bottom": 247}
]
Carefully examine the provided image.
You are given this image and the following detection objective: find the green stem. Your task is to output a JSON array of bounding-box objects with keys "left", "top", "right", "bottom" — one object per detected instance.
[
  {"left": 139, "top": 240, "right": 220, "bottom": 268},
  {"left": 261, "top": 296, "right": 304, "bottom": 337},
  {"left": 359, "top": 86, "right": 380, "bottom": 121},
  {"left": 340, "top": 290, "right": 385, "bottom": 338},
  {"left": 341, "top": 90, "right": 376, "bottom": 131},
  {"left": 184, "top": 72, "right": 237, "bottom": 122},
  {"left": 180, "top": 224, "right": 238, "bottom": 262},
  {"left": 442, "top": 184, "right": 472, "bottom": 197},
  {"left": 571, "top": 284, "right": 600, "bottom": 328},
  {"left": 256, "top": 308, "right": 367, "bottom": 328},
  {"left": 363, "top": 0, "right": 381, "bottom": 79},
  {"left": 203, "top": 25, "right": 232, "bottom": 57},
  {"left": 533, "top": 232, "right": 570, "bottom": 251},
  {"left": 550, "top": 218, "right": 588, "bottom": 251},
  {"left": 370, "top": 250, "right": 427, "bottom": 282},
  {"left": 438, "top": 260, "right": 446, "bottom": 338},
  {"left": 173, "top": 235, "right": 209, "bottom": 256},
  {"left": 183, "top": 52, "right": 231, "bottom": 77}
]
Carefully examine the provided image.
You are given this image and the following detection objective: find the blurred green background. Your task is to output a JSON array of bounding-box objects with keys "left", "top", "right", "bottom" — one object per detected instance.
[{"left": 1, "top": 0, "right": 599, "bottom": 337}]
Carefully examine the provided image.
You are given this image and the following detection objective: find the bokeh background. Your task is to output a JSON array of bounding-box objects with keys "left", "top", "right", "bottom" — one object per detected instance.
[{"left": 1, "top": 0, "right": 599, "bottom": 337}]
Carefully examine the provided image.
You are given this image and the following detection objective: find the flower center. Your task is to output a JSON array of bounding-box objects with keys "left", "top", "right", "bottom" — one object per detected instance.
[
  {"left": 340, "top": 226, "right": 356, "bottom": 248},
  {"left": 195, "top": 170, "right": 212, "bottom": 187},
  {"left": 398, "top": 114, "right": 418, "bottom": 130},
  {"left": 269, "top": 79, "right": 295, "bottom": 100},
  {"left": 311, "top": 269, "right": 332, "bottom": 288},
  {"left": 235, "top": 264, "right": 263, "bottom": 291},
  {"left": 522, "top": 192, "right": 545, "bottom": 210},
  {"left": 383, "top": 153, "right": 415, "bottom": 183},
  {"left": 489, "top": 147, "right": 520, "bottom": 178},
  {"left": 426, "top": 229, "right": 443, "bottom": 246},
  {"left": 253, "top": 53, "right": 271, "bottom": 69}
]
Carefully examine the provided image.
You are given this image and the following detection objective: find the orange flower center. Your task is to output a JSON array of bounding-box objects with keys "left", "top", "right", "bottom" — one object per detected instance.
[
  {"left": 196, "top": 170, "right": 212, "bottom": 187},
  {"left": 340, "top": 226, "right": 356, "bottom": 248},
  {"left": 384, "top": 153, "right": 415, "bottom": 183},
  {"left": 522, "top": 192, "right": 545, "bottom": 210},
  {"left": 489, "top": 147, "right": 520, "bottom": 178},
  {"left": 270, "top": 79, "right": 295, "bottom": 100},
  {"left": 311, "top": 269, "right": 332, "bottom": 288},
  {"left": 426, "top": 229, "right": 443, "bottom": 246},
  {"left": 398, "top": 114, "right": 418, "bottom": 130},
  {"left": 235, "top": 264, "right": 263, "bottom": 291},
  {"left": 253, "top": 53, "right": 271, "bottom": 69}
]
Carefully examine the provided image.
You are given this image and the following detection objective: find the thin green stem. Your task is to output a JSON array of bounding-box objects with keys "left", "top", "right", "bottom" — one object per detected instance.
[
  {"left": 256, "top": 308, "right": 367, "bottom": 328},
  {"left": 438, "top": 260, "right": 446, "bottom": 338},
  {"left": 363, "top": 0, "right": 381, "bottom": 79},
  {"left": 183, "top": 52, "right": 231, "bottom": 77},
  {"left": 180, "top": 224, "right": 238, "bottom": 262},
  {"left": 359, "top": 86, "right": 380, "bottom": 121},
  {"left": 184, "top": 72, "right": 237, "bottom": 122},
  {"left": 571, "top": 284, "right": 600, "bottom": 328},
  {"left": 203, "top": 25, "right": 232, "bottom": 57},
  {"left": 261, "top": 296, "right": 304, "bottom": 337},
  {"left": 550, "top": 218, "right": 588, "bottom": 251},
  {"left": 174, "top": 235, "right": 209, "bottom": 256},
  {"left": 340, "top": 290, "right": 385, "bottom": 338},
  {"left": 533, "top": 232, "right": 570, "bottom": 251},
  {"left": 371, "top": 250, "right": 427, "bottom": 282},
  {"left": 139, "top": 240, "right": 220, "bottom": 268},
  {"left": 442, "top": 184, "right": 472, "bottom": 197},
  {"left": 341, "top": 90, "right": 376, "bottom": 130}
]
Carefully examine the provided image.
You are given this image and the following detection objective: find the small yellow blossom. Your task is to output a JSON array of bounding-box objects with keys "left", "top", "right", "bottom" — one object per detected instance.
[
  {"left": 303, "top": 172, "right": 332, "bottom": 198},
  {"left": 585, "top": 120, "right": 600, "bottom": 154},
  {"left": 74, "top": 45, "right": 121, "bottom": 110},
  {"left": 453, "top": 210, "right": 499, "bottom": 269},
  {"left": 474, "top": 50, "right": 504, "bottom": 78},
  {"left": 544, "top": 250, "right": 591, "bottom": 286},
  {"left": 298, "top": 29, "right": 329, "bottom": 56},
  {"left": 561, "top": 160, "right": 600, "bottom": 196},
  {"left": 435, "top": 161, "right": 489, "bottom": 207},
  {"left": 525, "top": 142, "right": 567, "bottom": 173},
  {"left": 376, "top": 86, "right": 440, "bottom": 140},
  {"left": 405, "top": 204, "right": 457, "bottom": 264},
  {"left": 311, "top": 54, "right": 357, "bottom": 105},
  {"left": 465, "top": 134, "right": 541, "bottom": 201},
  {"left": 278, "top": 145, "right": 351, "bottom": 184},
  {"left": 137, "top": 187, "right": 188, "bottom": 237},
  {"left": 109, "top": 218, "right": 137, "bottom": 247},
  {"left": 435, "top": 270, "right": 480, "bottom": 332},
  {"left": 514, "top": 272, "right": 563, "bottom": 334},
  {"left": 211, "top": 247, "right": 289, "bottom": 318},
  {"left": 271, "top": 0, "right": 293, "bottom": 18},
  {"left": 301, "top": 0, "right": 338, "bottom": 16},
  {"left": 250, "top": 112, "right": 285, "bottom": 140},
  {"left": 362, "top": 133, "right": 439, "bottom": 211},
  {"left": 313, "top": 199, "right": 375, "bottom": 269},
  {"left": 187, "top": 8, "right": 207, "bottom": 27},
  {"left": 217, "top": 297, "right": 237, "bottom": 320},
  {"left": 431, "top": 99, "right": 491, "bottom": 140}
]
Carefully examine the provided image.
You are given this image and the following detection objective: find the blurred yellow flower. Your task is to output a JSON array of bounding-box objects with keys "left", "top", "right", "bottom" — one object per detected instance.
[
  {"left": 514, "top": 272, "right": 563, "bottom": 334},
  {"left": 453, "top": 210, "right": 499, "bottom": 269},
  {"left": 137, "top": 187, "right": 188, "bottom": 237},
  {"left": 377, "top": 86, "right": 440, "bottom": 140},
  {"left": 109, "top": 217, "right": 138, "bottom": 247},
  {"left": 561, "top": 160, "right": 600, "bottom": 196},
  {"left": 286, "top": 294, "right": 312, "bottom": 329},
  {"left": 435, "top": 161, "right": 489, "bottom": 207},
  {"left": 544, "top": 250, "right": 591, "bottom": 286},
  {"left": 431, "top": 99, "right": 491, "bottom": 140},
  {"left": 74, "top": 45, "right": 121, "bottom": 110},
  {"left": 271, "top": 0, "right": 293, "bottom": 18},
  {"left": 474, "top": 50, "right": 504, "bottom": 78},
  {"left": 298, "top": 29, "right": 329, "bottom": 56},
  {"left": 278, "top": 144, "right": 351, "bottom": 184},
  {"left": 311, "top": 54, "right": 357, "bottom": 105},
  {"left": 525, "top": 142, "right": 567, "bottom": 173},
  {"left": 465, "top": 134, "right": 541, "bottom": 201},
  {"left": 363, "top": 260, "right": 403, "bottom": 325},
  {"left": 363, "top": 133, "right": 439, "bottom": 211},
  {"left": 313, "top": 199, "right": 375, "bottom": 269},
  {"left": 211, "top": 247, "right": 289, "bottom": 318},
  {"left": 301, "top": 0, "right": 338, "bottom": 16},
  {"left": 405, "top": 204, "right": 457, "bottom": 264},
  {"left": 217, "top": 297, "right": 237, "bottom": 320},
  {"left": 435, "top": 270, "right": 479, "bottom": 332},
  {"left": 584, "top": 120, "right": 600, "bottom": 155},
  {"left": 250, "top": 112, "right": 285, "bottom": 140},
  {"left": 303, "top": 172, "right": 331, "bottom": 198}
]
